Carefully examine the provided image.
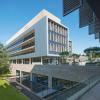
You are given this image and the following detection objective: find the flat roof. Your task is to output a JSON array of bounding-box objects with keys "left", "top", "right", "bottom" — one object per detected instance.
[
  {"left": 32, "top": 65, "right": 100, "bottom": 82},
  {"left": 6, "top": 9, "right": 61, "bottom": 46}
]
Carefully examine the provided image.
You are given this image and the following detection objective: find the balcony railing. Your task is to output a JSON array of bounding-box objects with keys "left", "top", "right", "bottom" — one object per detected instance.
[
  {"left": 10, "top": 46, "right": 35, "bottom": 55},
  {"left": 7, "top": 37, "right": 35, "bottom": 52}
]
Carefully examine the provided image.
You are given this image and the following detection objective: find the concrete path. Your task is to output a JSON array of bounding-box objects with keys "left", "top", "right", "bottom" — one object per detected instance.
[
  {"left": 37, "top": 88, "right": 56, "bottom": 98},
  {"left": 79, "top": 82, "right": 100, "bottom": 100}
]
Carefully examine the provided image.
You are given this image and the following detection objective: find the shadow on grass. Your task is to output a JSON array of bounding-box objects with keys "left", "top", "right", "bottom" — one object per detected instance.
[{"left": 0, "top": 79, "right": 28, "bottom": 100}]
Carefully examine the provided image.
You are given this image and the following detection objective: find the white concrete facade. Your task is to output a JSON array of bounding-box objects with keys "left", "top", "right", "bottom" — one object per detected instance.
[
  {"left": 6, "top": 9, "right": 69, "bottom": 90},
  {"left": 6, "top": 9, "right": 69, "bottom": 59}
]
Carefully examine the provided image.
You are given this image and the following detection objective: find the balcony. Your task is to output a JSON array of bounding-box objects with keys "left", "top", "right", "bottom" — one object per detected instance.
[
  {"left": 10, "top": 46, "right": 35, "bottom": 55},
  {"left": 7, "top": 30, "right": 35, "bottom": 50},
  {"left": 7, "top": 37, "right": 35, "bottom": 52}
]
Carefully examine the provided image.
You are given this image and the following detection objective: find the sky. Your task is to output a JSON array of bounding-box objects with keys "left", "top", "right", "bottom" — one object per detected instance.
[{"left": 0, "top": 0, "right": 99, "bottom": 53}]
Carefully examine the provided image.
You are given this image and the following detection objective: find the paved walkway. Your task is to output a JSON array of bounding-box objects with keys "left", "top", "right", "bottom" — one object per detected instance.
[
  {"left": 79, "top": 82, "right": 100, "bottom": 100},
  {"left": 37, "top": 88, "right": 56, "bottom": 98}
]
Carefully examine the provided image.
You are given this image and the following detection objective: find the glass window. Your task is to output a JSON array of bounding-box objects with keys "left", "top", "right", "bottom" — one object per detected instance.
[
  {"left": 31, "top": 58, "right": 41, "bottom": 63},
  {"left": 23, "top": 59, "right": 29, "bottom": 64},
  {"left": 13, "top": 60, "right": 16, "bottom": 64},
  {"left": 17, "top": 59, "right": 22, "bottom": 64}
]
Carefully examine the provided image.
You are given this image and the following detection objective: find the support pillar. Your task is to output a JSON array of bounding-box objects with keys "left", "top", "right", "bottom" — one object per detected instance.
[
  {"left": 48, "top": 76, "right": 52, "bottom": 89},
  {"left": 16, "top": 59, "right": 17, "bottom": 64},
  {"left": 30, "top": 72, "right": 33, "bottom": 82},
  {"left": 48, "top": 59, "right": 50, "bottom": 64},
  {"left": 29, "top": 58, "right": 31, "bottom": 64},
  {"left": 41, "top": 57, "right": 43, "bottom": 64},
  {"left": 19, "top": 71, "right": 23, "bottom": 84},
  {"left": 22, "top": 59, "right": 23, "bottom": 64}
]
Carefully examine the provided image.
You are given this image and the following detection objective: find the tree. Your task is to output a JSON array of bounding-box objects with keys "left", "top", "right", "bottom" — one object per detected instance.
[
  {"left": 71, "top": 53, "right": 80, "bottom": 63},
  {"left": 59, "top": 51, "right": 69, "bottom": 64},
  {"left": 0, "top": 43, "right": 9, "bottom": 75},
  {"left": 84, "top": 47, "right": 100, "bottom": 61}
]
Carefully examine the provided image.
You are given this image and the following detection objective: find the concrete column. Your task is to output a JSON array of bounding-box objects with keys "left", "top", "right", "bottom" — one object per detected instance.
[
  {"left": 41, "top": 57, "right": 43, "bottom": 64},
  {"left": 48, "top": 59, "right": 50, "bottom": 64},
  {"left": 29, "top": 58, "right": 31, "bottom": 64},
  {"left": 19, "top": 71, "right": 23, "bottom": 84},
  {"left": 48, "top": 76, "right": 52, "bottom": 88},
  {"left": 30, "top": 72, "right": 33, "bottom": 81},
  {"left": 22, "top": 59, "right": 23, "bottom": 64},
  {"left": 16, "top": 59, "right": 17, "bottom": 64}
]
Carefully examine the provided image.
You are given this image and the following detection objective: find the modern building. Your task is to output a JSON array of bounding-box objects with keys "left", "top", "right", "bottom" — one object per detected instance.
[
  {"left": 6, "top": 9, "right": 70, "bottom": 89},
  {"left": 63, "top": 0, "right": 100, "bottom": 42},
  {"left": 6, "top": 9, "right": 69, "bottom": 67},
  {"left": 6, "top": 9, "right": 99, "bottom": 100}
]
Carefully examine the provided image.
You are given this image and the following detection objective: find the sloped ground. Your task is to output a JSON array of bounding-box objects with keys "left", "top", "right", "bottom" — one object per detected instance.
[{"left": 0, "top": 79, "right": 28, "bottom": 100}]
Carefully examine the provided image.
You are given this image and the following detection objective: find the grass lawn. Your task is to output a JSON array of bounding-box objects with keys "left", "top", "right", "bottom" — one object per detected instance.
[{"left": 0, "top": 79, "right": 28, "bottom": 100}]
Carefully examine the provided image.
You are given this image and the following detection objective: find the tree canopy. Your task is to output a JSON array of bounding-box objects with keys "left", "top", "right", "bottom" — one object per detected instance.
[
  {"left": 0, "top": 43, "right": 9, "bottom": 75},
  {"left": 84, "top": 47, "right": 100, "bottom": 59},
  {"left": 59, "top": 51, "right": 69, "bottom": 57},
  {"left": 59, "top": 51, "right": 69, "bottom": 64},
  {"left": 71, "top": 53, "right": 80, "bottom": 58},
  {"left": 84, "top": 47, "right": 100, "bottom": 53}
]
